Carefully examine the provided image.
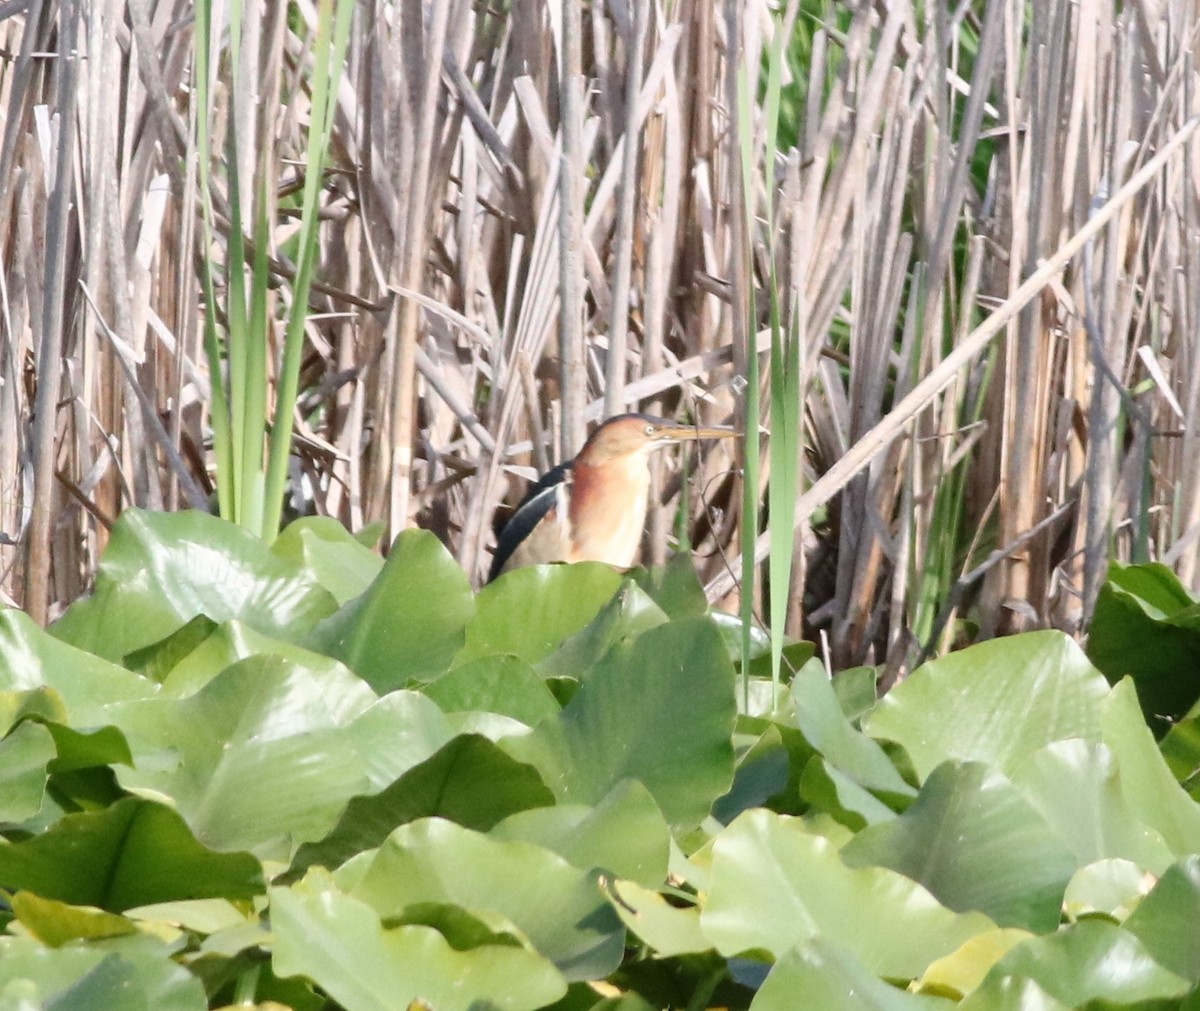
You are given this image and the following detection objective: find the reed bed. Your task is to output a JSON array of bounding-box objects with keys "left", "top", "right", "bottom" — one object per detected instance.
[{"left": 2, "top": 0, "right": 1200, "bottom": 675}]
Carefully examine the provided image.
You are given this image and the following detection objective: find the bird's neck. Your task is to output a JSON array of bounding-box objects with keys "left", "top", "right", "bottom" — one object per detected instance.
[{"left": 569, "top": 454, "right": 651, "bottom": 568}]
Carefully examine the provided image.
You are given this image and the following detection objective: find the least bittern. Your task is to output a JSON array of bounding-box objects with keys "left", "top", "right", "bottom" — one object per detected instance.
[{"left": 488, "top": 413, "right": 736, "bottom": 582}]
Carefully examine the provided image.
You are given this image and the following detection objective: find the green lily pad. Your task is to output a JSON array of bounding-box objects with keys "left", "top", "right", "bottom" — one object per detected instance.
[
  {"left": 957, "top": 975, "right": 1069, "bottom": 1011},
  {"left": 491, "top": 779, "right": 670, "bottom": 886},
  {"left": 0, "top": 721, "right": 56, "bottom": 822},
  {"left": 509, "top": 617, "right": 736, "bottom": 832},
  {"left": 0, "top": 796, "right": 263, "bottom": 911},
  {"left": 271, "top": 870, "right": 567, "bottom": 1011},
  {"left": 914, "top": 929, "right": 1034, "bottom": 999},
  {"left": 288, "top": 734, "right": 554, "bottom": 877},
  {"left": 421, "top": 655, "right": 560, "bottom": 726},
  {"left": 125, "top": 616, "right": 352, "bottom": 701},
  {"left": 798, "top": 756, "right": 897, "bottom": 829},
  {"left": 712, "top": 724, "right": 794, "bottom": 823},
  {"left": 346, "top": 817, "right": 624, "bottom": 981},
  {"left": 1101, "top": 679, "right": 1200, "bottom": 856},
  {"left": 50, "top": 509, "right": 338, "bottom": 661},
  {"left": 970, "top": 919, "right": 1190, "bottom": 1007},
  {"left": 43, "top": 722, "right": 132, "bottom": 772},
  {"left": 1123, "top": 856, "right": 1200, "bottom": 979},
  {"left": 700, "top": 809, "right": 994, "bottom": 978},
  {"left": 789, "top": 660, "right": 915, "bottom": 799},
  {"left": 1088, "top": 561, "right": 1200, "bottom": 732},
  {"left": 457, "top": 563, "right": 624, "bottom": 665},
  {"left": 1062, "top": 859, "right": 1154, "bottom": 922},
  {"left": 271, "top": 516, "right": 385, "bottom": 605},
  {"left": 603, "top": 878, "right": 708, "bottom": 956},
  {"left": 104, "top": 658, "right": 455, "bottom": 856},
  {"left": 631, "top": 554, "right": 711, "bottom": 618},
  {"left": 11, "top": 892, "right": 138, "bottom": 946},
  {"left": 1011, "top": 738, "right": 1173, "bottom": 873},
  {"left": 536, "top": 581, "right": 669, "bottom": 679},
  {"left": 0, "top": 933, "right": 206, "bottom": 1011},
  {"left": 843, "top": 761, "right": 1076, "bottom": 932},
  {"left": 751, "top": 939, "right": 956, "bottom": 1010},
  {"left": 306, "top": 529, "right": 474, "bottom": 691},
  {"left": 865, "top": 631, "right": 1108, "bottom": 781},
  {"left": 0, "top": 611, "right": 156, "bottom": 719}
]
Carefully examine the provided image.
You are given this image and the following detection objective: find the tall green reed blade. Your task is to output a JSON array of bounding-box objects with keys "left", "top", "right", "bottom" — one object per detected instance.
[
  {"left": 762, "top": 27, "right": 800, "bottom": 707},
  {"left": 194, "top": 0, "right": 351, "bottom": 541},
  {"left": 196, "top": 0, "right": 260, "bottom": 531},
  {"left": 194, "top": 0, "right": 232, "bottom": 521},
  {"left": 262, "top": 0, "right": 353, "bottom": 540},
  {"left": 736, "top": 24, "right": 798, "bottom": 711},
  {"left": 736, "top": 62, "right": 760, "bottom": 713}
]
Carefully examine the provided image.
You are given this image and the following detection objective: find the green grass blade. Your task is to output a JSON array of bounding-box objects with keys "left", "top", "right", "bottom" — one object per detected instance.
[
  {"left": 262, "top": 0, "right": 352, "bottom": 539},
  {"left": 194, "top": 0, "right": 232, "bottom": 520},
  {"left": 737, "top": 59, "right": 759, "bottom": 712},
  {"left": 763, "top": 25, "right": 797, "bottom": 704}
]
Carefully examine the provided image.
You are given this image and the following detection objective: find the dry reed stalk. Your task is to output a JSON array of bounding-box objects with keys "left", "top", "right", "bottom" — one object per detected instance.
[
  {"left": 25, "top": 0, "right": 79, "bottom": 625},
  {"left": 556, "top": 0, "right": 586, "bottom": 458},
  {"left": 706, "top": 112, "right": 1200, "bottom": 600},
  {"left": 7, "top": 0, "right": 1200, "bottom": 670}
]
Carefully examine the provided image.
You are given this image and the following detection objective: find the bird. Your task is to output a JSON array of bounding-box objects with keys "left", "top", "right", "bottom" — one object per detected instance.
[{"left": 488, "top": 413, "right": 736, "bottom": 582}]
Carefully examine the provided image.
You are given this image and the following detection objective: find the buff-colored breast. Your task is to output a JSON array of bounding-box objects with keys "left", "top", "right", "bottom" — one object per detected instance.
[{"left": 567, "top": 453, "right": 652, "bottom": 568}]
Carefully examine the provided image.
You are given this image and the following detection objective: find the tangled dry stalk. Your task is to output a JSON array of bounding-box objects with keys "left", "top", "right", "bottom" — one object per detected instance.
[{"left": 3, "top": 0, "right": 1200, "bottom": 673}]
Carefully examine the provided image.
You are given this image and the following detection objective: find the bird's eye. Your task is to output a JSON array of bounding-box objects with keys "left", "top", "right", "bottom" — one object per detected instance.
[{"left": 644, "top": 424, "right": 655, "bottom": 436}]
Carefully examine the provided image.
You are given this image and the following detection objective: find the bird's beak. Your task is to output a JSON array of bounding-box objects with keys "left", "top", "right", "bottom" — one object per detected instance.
[{"left": 658, "top": 425, "right": 739, "bottom": 443}]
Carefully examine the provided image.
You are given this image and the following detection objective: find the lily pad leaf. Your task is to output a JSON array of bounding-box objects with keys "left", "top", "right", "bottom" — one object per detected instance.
[
  {"left": 865, "top": 631, "right": 1108, "bottom": 782},
  {"left": 153, "top": 619, "right": 351, "bottom": 699},
  {"left": 0, "top": 933, "right": 206, "bottom": 1011},
  {"left": 1123, "top": 856, "right": 1200, "bottom": 980},
  {"left": 751, "top": 939, "right": 957, "bottom": 1011},
  {"left": 970, "top": 919, "right": 1190, "bottom": 1008},
  {"left": 1088, "top": 561, "right": 1200, "bottom": 732},
  {"left": 457, "top": 563, "right": 624, "bottom": 665},
  {"left": 631, "top": 554, "right": 710, "bottom": 619},
  {"left": 491, "top": 779, "right": 670, "bottom": 886},
  {"left": 956, "top": 975, "right": 1069, "bottom": 1011},
  {"left": 306, "top": 529, "right": 474, "bottom": 691},
  {"left": 536, "top": 581, "right": 669, "bottom": 679},
  {"left": 0, "top": 611, "right": 156, "bottom": 720},
  {"left": 1062, "top": 859, "right": 1155, "bottom": 922},
  {"left": 508, "top": 618, "right": 736, "bottom": 832},
  {"left": 271, "top": 871, "right": 567, "bottom": 1011},
  {"left": 0, "top": 720, "right": 57, "bottom": 822},
  {"left": 43, "top": 722, "right": 132, "bottom": 772},
  {"left": 347, "top": 817, "right": 624, "bottom": 981},
  {"left": 712, "top": 724, "right": 793, "bottom": 824},
  {"left": 123, "top": 615, "right": 218, "bottom": 684},
  {"left": 421, "top": 655, "right": 560, "bottom": 726},
  {"left": 104, "top": 661, "right": 453, "bottom": 858},
  {"left": 1010, "top": 738, "right": 1173, "bottom": 873},
  {"left": 50, "top": 509, "right": 338, "bottom": 661},
  {"left": 602, "top": 878, "right": 709, "bottom": 957},
  {"left": 843, "top": 762, "right": 1076, "bottom": 933},
  {"left": 103, "top": 655, "right": 376, "bottom": 854},
  {"left": 0, "top": 796, "right": 263, "bottom": 911},
  {"left": 271, "top": 516, "right": 385, "bottom": 605},
  {"left": 1101, "top": 678, "right": 1200, "bottom": 856},
  {"left": 0, "top": 686, "right": 66, "bottom": 737},
  {"left": 701, "top": 809, "right": 994, "bottom": 979},
  {"left": 288, "top": 734, "right": 554, "bottom": 878},
  {"left": 798, "top": 756, "right": 897, "bottom": 830},
  {"left": 788, "top": 660, "right": 915, "bottom": 799},
  {"left": 11, "top": 892, "right": 138, "bottom": 946},
  {"left": 914, "top": 929, "right": 1034, "bottom": 999}
]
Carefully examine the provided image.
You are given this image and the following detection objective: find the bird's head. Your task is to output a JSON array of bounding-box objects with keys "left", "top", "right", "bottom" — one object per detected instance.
[{"left": 576, "top": 413, "right": 737, "bottom": 467}]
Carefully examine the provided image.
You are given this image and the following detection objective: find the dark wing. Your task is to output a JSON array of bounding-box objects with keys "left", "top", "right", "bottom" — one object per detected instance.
[{"left": 487, "top": 461, "right": 572, "bottom": 582}]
